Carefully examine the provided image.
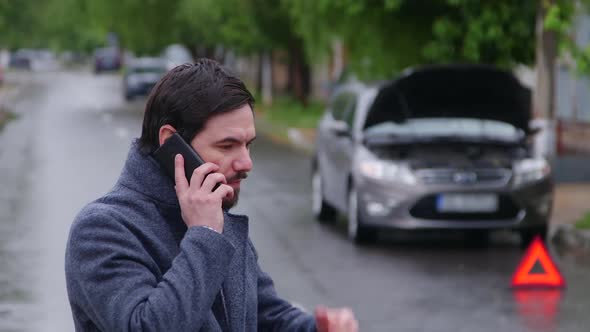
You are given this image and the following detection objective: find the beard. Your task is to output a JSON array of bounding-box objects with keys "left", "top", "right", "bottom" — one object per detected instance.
[
  {"left": 221, "top": 171, "right": 247, "bottom": 210},
  {"left": 222, "top": 187, "right": 240, "bottom": 210}
]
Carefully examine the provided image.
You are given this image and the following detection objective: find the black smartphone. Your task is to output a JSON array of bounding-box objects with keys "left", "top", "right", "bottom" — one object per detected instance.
[{"left": 153, "top": 133, "right": 206, "bottom": 182}]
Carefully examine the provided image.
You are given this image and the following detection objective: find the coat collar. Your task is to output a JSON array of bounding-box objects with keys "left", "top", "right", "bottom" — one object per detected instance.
[{"left": 117, "top": 139, "right": 180, "bottom": 209}]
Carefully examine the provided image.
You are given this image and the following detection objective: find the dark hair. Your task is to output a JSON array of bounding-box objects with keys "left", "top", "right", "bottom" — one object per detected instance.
[{"left": 139, "top": 58, "right": 255, "bottom": 154}]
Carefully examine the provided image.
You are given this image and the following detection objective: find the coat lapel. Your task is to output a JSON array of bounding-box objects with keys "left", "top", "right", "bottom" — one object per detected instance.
[{"left": 221, "top": 213, "right": 249, "bottom": 330}]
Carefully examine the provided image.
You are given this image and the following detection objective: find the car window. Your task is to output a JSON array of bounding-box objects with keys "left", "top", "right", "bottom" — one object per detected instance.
[
  {"left": 343, "top": 96, "right": 357, "bottom": 128},
  {"left": 330, "top": 92, "right": 354, "bottom": 121}
]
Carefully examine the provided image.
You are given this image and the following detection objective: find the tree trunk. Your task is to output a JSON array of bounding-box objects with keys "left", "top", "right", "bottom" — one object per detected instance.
[
  {"left": 288, "top": 38, "right": 310, "bottom": 106},
  {"left": 261, "top": 51, "right": 273, "bottom": 106},
  {"left": 533, "top": 0, "right": 558, "bottom": 157},
  {"left": 257, "top": 53, "right": 263, "bottom": 95},
  {"left": 331, "top": 38, "right": 345, "bottom": 81}
]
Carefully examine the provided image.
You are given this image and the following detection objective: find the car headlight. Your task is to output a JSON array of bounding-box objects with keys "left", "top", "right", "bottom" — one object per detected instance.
[
  {"left": 358, "top": 160, "right": 416, "bottom": 185},
  {"left": 513, "top": 158, "right": 550, "bottom": 187}
]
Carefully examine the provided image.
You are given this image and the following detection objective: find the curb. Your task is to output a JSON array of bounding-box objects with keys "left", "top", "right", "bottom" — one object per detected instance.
[{"left": 551, "top": 224, "right": 590, "bottom": 253}]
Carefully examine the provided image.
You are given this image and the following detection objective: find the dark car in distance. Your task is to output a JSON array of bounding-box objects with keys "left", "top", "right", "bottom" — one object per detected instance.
[
  {"left": 94, "top": 47, "right": 121, "bottom": 73},
  {"left": 9, "top": 49, "right": 35, "bottom": 70},
  {"left": 123, "top": 57, "right": 166, "bottom": 100},
  {"left": 312, "top": 65, "right": 553, "bottom": 246}
]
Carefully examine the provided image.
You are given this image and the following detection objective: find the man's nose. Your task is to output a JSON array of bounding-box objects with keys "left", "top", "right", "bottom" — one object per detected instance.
[{"left": 233, "top": 148, "right": 253, "bottom": 172}]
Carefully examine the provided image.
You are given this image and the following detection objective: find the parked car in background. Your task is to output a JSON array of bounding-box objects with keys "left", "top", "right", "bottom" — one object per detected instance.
[
  {"left": 161, "top": 44, "right": 193, "bottom": 71},
  {"left": 94, "top": 47, "right": 121, "bottom": 73},
  {"left": 123, "top": 57, "right": 166, "bottom": 100},
  {"left": 312, "top": 64, "right": 553, "bottom": 246},
  {"left": 9, "top": 49, "right": 35, "bottom": 70}
]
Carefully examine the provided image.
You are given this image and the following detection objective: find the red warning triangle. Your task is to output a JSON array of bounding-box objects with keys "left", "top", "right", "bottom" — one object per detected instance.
[{"left": 511, "top": 236, "right": 566, "bottom": 288}]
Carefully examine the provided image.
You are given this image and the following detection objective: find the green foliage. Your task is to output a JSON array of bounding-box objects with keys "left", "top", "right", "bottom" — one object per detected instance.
[
  {"left": 0, "top": 0, "right": 48, "bottom": 49},
  {"left": 424, "top": 1, "right": 536, "bottom": 68},
  {"left": 0, "top": 108, "right": 17, "bottom": 132},
  {"left": 575, "top": 211, "right": 590, "bottom": 230},
  {"left": 86, "top": 0, "right": 183, "bottom": 55},
  {"left": 544, "top": 0, "right": 590, "bottom": 76},
  {"left": 4, "top": 0, "right": 590, "bottom": 84},
  {"left": 259, "top": 96, "right": 325, "bottom": 128},
  {"left": 286, "top": 0, "right": 536, "bottom": 79}
]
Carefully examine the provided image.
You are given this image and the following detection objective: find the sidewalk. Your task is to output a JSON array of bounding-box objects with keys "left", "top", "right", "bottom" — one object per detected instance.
[
  {"left": 552, "top": 184, "right": 590, "bottom": 226},
  {"left": 551, "top": 183, "right": 590, "bottom": 252}
]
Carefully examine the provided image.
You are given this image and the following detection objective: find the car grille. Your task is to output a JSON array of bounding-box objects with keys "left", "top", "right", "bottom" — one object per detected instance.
[
  {"left": 415, "top": 168, "right": 511, "bottom": 186},
  {"left": 409, "top": 194, "right": 520, "bottom": 221}
]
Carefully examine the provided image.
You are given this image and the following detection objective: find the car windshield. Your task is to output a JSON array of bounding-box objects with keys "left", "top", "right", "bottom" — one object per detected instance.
[
  {"left": 96, "top": 48, "right": 117, "bottom": 57},
  {"left": 130, "top": 66, "right": 165, "bottom": 74},
  {"left": 364, "top": 118, "right": 524, "bottom": 141}
]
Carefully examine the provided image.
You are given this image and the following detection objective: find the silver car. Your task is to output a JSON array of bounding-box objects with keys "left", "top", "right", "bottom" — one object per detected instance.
[{"left": 312, "top": 65, "right": 553, "bottom": 246}]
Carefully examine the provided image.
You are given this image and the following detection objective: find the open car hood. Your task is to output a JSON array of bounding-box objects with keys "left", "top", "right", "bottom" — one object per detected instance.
[{"left": 363, "top": 65, "right": 532, "bottom": 133}]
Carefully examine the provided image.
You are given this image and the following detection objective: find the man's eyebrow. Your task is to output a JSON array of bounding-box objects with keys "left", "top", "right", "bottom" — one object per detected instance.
[{"left": 214, "top": 136, "right": 257, "bottom": 144}]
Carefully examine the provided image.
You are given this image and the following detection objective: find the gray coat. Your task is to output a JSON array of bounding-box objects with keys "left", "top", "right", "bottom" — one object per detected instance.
[{"left": 65, "top": 141, "right": 316, "bottom": 331}]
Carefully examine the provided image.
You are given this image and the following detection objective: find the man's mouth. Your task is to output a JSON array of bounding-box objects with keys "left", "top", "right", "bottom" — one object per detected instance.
[{"left": 227, "top": 172, "right": 248, "bottom": 184}]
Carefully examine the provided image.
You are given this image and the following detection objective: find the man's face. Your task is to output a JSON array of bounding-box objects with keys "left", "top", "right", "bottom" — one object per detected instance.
[{"left": 190, "top": 104, "right": 256, "bottom": 209}]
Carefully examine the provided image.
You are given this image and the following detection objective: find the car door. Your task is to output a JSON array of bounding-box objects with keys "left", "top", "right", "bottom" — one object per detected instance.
[
  {"left": 337, "top": 93, "right": 360, "bottom": 206},
  {"left": 322, "top": 90, "right": 357, "bottom": 210}
]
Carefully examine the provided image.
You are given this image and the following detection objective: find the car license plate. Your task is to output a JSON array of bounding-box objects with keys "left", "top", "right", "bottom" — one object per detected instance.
[{"left": 436, "top": 193, "right": 498, "bottom": 213}]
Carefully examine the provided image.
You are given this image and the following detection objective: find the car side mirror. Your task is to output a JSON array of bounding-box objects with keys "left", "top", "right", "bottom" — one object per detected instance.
[
  {"left": 329, "top": 120, "right": 350, "bottom": 137},
  {"left": 528, "top": 125, "right": 542, "bottom": 136}
]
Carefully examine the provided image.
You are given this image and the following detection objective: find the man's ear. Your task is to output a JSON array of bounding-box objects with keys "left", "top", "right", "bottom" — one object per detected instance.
[{"left": 158, "top": 125, "right": 177, "bottom": 146}]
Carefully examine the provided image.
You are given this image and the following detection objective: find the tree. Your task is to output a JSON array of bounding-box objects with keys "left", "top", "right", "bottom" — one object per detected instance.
[
  {"left": 0, "top": 0, "right": 48, "bottom": 49},
  {"left": 286, "top": 0, "right": 537, "bottom": 79}
]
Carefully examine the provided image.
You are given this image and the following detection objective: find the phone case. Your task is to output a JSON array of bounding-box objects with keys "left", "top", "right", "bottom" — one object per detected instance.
[{"left": 153, "top": 133, "right": 206, "bottom": 182}]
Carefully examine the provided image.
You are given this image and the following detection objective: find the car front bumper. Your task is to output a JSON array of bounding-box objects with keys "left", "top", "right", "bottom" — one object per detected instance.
[{"left": 355, "top": 176, "right": 553, "bottom": 231}]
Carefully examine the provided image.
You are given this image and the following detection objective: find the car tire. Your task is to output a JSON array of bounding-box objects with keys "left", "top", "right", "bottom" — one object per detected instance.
[
  {"left": 519, "top": 225, "right": 548, "bottom": 249},
  {"left": 348, "top": 187, "right": 378, "bottom": 244},
  {"left": 311, "top": 167, "right": 336, "bottom": 222},
  {"left": 124, "top": 91, "right": 134, "bottom": 101}
]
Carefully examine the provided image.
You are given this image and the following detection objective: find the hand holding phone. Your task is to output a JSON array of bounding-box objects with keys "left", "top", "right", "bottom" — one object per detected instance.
[
  {"left": 153, "top": 133, "right": 206, "bottom": 182},
  {"left": 153, "top": 133, "right": 233, "bottom": 232}
]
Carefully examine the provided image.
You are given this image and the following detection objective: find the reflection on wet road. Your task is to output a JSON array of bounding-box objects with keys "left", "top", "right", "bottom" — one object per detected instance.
[{"left": 0, "top": 70, "right": 589, "bottom": 331}]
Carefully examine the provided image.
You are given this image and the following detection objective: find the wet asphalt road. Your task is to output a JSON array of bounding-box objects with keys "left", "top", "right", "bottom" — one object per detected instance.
[{"left": 0, "top": 70, "right": 589, "bottom": 332}]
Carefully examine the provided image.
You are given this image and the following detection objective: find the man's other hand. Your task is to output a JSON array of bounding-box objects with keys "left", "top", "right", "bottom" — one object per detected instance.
[{"left": 315, "top": 306, "right": 359, "bottom": 332}]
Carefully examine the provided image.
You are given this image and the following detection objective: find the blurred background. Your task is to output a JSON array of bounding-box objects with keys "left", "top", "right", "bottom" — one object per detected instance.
[{"left": 1, "top": 1, "right": 590, "bottom": 331}]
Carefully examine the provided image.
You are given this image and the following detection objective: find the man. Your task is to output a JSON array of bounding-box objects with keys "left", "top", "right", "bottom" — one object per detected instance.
[{"left": 65, "top": 59, "right": 358, "bottom": 331}]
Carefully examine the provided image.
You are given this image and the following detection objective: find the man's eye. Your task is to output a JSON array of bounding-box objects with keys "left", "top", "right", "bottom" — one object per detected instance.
[{"left": 219, "top": 145, "right": 232, "bottom": 150}]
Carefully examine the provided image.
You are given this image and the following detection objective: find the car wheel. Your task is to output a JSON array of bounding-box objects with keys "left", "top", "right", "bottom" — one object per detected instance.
[
  {"left": 124, "top": 91, "right": 134, "bottom": 101},
  {"left": 311, "top": 167, "right": 336, "bottom": 222},
  {"left": 519, "top": 225, "right": 548, "bottom": 249},
  {"left": 347, "top": 187, "right": 377, "bottom": 244}
]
